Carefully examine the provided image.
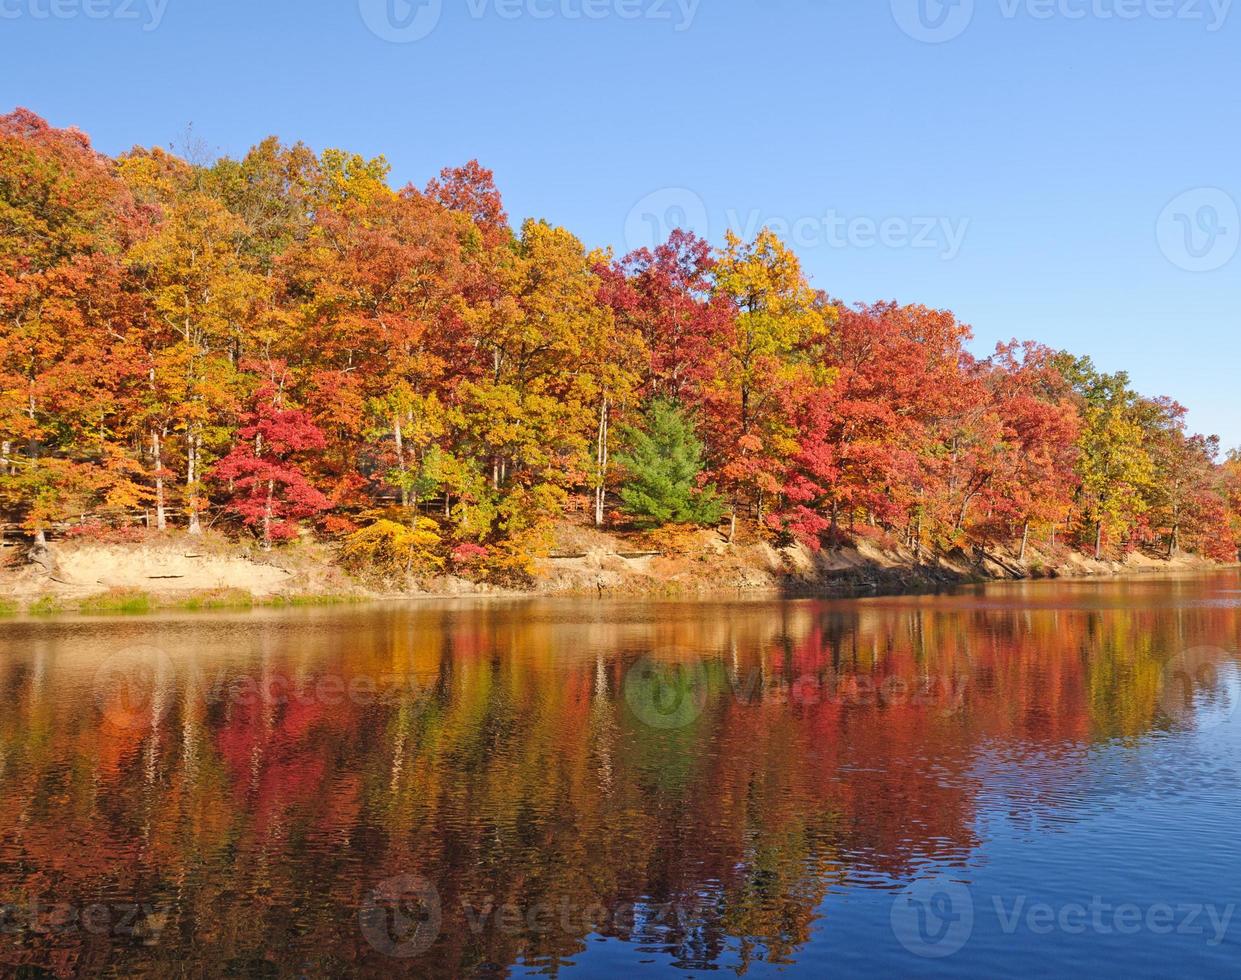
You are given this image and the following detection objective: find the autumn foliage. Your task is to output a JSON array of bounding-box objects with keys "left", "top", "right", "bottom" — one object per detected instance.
[{"left": 1, "top": 108, "right": 1237, "bottom": 569}]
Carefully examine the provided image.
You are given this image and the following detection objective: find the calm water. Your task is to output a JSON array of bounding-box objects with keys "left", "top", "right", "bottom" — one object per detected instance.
[{"left": 1, "top": 573, "right": 1239, "bottom": 977}]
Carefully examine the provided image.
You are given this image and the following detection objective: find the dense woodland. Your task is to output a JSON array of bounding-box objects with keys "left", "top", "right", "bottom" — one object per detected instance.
[{"left": 2, "top": 108, "right": 1239, "bottom": 583}]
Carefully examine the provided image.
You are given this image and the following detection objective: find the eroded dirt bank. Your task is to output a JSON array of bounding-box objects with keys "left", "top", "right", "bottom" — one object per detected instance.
[{"left": 0, "top": 524, "right": 1226, "bottom": 615}]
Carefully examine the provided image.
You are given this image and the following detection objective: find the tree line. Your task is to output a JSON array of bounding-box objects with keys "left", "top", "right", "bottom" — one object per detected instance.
[{"left": 1, "top": 108, "right": 1238, "bottom": 581}]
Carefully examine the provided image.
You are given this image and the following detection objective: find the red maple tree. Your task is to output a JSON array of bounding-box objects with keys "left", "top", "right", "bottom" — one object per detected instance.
[{"left": 212, "top": 361, "right": 329, "bottom": 548}]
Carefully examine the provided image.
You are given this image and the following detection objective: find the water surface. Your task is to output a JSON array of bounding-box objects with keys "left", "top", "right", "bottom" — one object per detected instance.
[{"left": 1, "top": 572, "right": 1238, "bottom": 977}]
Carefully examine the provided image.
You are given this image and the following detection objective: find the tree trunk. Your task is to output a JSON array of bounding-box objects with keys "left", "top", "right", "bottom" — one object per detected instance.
[
  {"left": 594, "top": 397, "right": 608, "bottom": 528},
  {"left": 1095, "top": 522, "right": 1104, "bottom": 561},
  {"left": 262, "top": 479, "right": 275, "bottom": 550},
  {"left": 186, "top": 431, "right": 202, "bottom": 536},
  {"left": 393, "top": 418, "right": 409, "bottom": 509},
  {"left": 152, "top": 431, "right": 167, "bottom": 532},
  {"left": 1019, "top": 522, "right": 1030, "bottom": 563},
  {"left": 728, "top": 510, "right": 737, "bottom": 545}
]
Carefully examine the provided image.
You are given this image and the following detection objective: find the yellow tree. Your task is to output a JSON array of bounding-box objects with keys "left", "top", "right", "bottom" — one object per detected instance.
[
  {"left": 459, "top": 220, "right": 603, "bottom": 538},
  {"left": 707, "top": 230, "right": 834, "bottom": 538},
  {"left": 124, "top": 182, "right": 264, "bottom": 533}
]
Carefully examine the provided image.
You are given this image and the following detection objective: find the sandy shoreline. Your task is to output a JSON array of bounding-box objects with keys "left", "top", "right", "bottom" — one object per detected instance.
[{"left": 0, "top": 526, "right": 1231, "bottom": 616}]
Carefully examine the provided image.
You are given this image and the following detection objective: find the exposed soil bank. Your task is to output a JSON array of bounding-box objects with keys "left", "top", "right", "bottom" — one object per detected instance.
[
  {"left": 533, "top": 523, "right": 1226, "bottom": 599},
  {"left": 0, "top": 524, "right": 1228, "bottom": 616}
]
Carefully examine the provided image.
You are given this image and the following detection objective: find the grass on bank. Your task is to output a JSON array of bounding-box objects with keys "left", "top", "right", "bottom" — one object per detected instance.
[
  {"left": 27, "top": 595, "right": 67, "bottom": 616},
  {"left": 78, "top": 589, "right": 156, "bottom": 615},
  {"left": 8, "top": 588, "right": 369, "bottom": 617}
]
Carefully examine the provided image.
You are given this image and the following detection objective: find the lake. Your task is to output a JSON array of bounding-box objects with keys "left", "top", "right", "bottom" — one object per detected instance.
[{"left": 0, "top": 572, "right": 1238, "bottom": 977}]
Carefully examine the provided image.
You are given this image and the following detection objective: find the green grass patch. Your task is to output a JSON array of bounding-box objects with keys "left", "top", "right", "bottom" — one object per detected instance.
[
  {"left": 27, "top": 595, "right": 66, "bottom": 616},
  {"left": 0, "top": 598, "right": 17, "bottom": 617},
  {"left": 78, "top": 589, "right": 155, "bottom": 615},
  {"left": 172, "top": 588, "right": 256, "bottom": 611},
  {"left": 260, "top": 593, "right": 363, "bottom": 608}
]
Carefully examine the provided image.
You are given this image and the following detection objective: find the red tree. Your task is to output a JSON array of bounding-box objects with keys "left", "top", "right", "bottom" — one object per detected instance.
[{"left": 212, "top": 362, "right": 329, "bottom": 547}]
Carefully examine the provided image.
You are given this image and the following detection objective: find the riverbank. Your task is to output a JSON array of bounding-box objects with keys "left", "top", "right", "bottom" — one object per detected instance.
[
  {"left": 0, "top": 522, "right": 1227, "bottom": 616},
  {"left": 533, "top": 522, "right": 1224, "bottom": 598}
]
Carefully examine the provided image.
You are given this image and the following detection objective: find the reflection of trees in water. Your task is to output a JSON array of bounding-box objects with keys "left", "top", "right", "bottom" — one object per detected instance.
[{"left": 0, "top": 589, "right": 1237, "bottom": 975}]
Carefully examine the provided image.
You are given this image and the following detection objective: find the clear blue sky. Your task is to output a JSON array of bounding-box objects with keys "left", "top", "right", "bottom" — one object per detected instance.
[{"left": 2, "top": 0, "right": 1237, "bottom": 446}]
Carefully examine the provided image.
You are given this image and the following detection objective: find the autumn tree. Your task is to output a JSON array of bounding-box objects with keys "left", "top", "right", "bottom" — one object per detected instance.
[
  {"left": 0, "top": 109, "right": 147, "bottom": 541},
  {"left": 1059, "top": 357, "right": 1155, "bottom": 559},
  {"left": 211, "top": 362, "right": 328, "bottom": 548},
  {"left": 706, "top": 230, "right": 834, "bottom": 540}
]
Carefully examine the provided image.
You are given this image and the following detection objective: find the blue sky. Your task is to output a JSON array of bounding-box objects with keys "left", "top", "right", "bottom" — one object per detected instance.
[{"left": 2, "top": 0, "right": 1237, "bottom": 446}]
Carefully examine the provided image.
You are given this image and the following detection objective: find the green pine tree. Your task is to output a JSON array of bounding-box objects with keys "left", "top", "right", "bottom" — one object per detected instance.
[{"left": 615, "top": 400, "right": 726, "bottom": 528}]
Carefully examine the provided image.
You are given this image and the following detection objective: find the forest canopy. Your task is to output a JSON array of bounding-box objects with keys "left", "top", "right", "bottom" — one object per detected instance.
[{"left": 2, "top": 108, "right": 1238, "bottom": 580}]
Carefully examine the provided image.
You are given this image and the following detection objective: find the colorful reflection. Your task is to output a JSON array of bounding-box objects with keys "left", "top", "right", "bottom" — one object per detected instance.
[{"left": 0, "top": 573, "right": 1238, "bottom": 976}]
